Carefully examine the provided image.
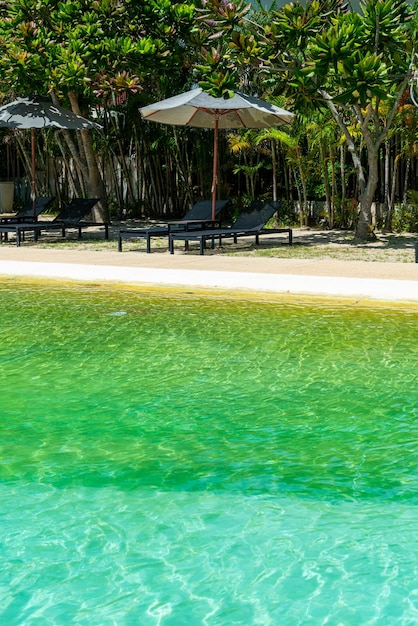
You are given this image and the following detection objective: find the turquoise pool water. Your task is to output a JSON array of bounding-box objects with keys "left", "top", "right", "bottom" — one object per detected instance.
[{"left": 0, "top": 278, "right": 418, "bottom": 625}]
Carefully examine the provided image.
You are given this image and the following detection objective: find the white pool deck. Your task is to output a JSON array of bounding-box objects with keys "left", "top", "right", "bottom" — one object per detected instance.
[{"left": 0, "top": 248, "right": 417, "bottom": 303}]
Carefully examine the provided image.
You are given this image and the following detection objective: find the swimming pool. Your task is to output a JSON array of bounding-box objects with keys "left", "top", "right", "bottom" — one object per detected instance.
[{"left": 1, "top": 279, "right": 417, "bottom": 625}]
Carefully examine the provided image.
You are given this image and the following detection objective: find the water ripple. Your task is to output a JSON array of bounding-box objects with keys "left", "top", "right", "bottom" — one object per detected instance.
[{"left": 0, "top": 281, "right": 417, "bottom": 624}]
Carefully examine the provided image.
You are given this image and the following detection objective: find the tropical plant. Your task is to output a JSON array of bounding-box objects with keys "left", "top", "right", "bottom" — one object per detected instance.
[
  {"left": 0, "top": 0, "right": 195, "bottom": 218},
  {"left": 196, "top": 0, "right": 417, "bottom": 240}
]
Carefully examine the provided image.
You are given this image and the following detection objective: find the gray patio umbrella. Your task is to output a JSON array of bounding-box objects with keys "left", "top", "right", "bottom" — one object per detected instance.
[
  {"left": 140, "top": 87, "right": 294, "bottom": 220},
  {"left": 0, "top": 95, "right": 101, "bottom": 218}
]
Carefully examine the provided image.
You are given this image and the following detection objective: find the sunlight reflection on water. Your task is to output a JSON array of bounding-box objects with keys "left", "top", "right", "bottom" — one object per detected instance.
[{"left": 0, "top": 280, "right": 417, "bottom": 624}]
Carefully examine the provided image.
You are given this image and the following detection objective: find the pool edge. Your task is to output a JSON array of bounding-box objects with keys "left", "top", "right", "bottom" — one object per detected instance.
[{"left": 1, "top": 259, "right": 417, "bottom": 305}]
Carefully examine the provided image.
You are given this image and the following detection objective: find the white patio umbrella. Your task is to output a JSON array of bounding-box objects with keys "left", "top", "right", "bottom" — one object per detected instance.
[
  {"left": 0, "top": 95, "right": 102, "bottom": 218},
  {"left": 140, "top": 88, "right": 294, "bottom": 220}
]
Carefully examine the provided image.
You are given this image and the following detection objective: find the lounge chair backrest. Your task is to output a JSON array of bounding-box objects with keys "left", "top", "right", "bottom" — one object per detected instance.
[
  {"left": 53, "top": 198, "right": 100, "bottom": 224},
  {"left": 182, "top": 199, "right": 229, "bottom": 221},
  {"left": 16, "top": 196, "right": 54, "bottom": 218},
  {"left": 233, "top": 200, "right": 281, "bottom": 230}
]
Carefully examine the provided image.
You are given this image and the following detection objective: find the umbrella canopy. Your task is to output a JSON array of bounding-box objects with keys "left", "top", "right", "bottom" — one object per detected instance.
[
  {"left": 140, "top": 88, "right": 294, "bottom": 219},
  {"left": 0, "top": 95, "right": 102, "bottom": 130},
  {"left": 0, "top": 96, "right": 101, "bottom": 217}
]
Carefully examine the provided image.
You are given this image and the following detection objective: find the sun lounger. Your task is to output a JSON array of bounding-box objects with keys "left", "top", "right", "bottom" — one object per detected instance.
[
  {"left": 118, "top": 199, "right": 229, "bottom": 252},
  {"left": 0, "top": 196, "right": 54, "bottom": 223},
  {"left": 0, "top": 198, "right": 108, "bottom": 246},
  {"left": 168, "top": 200, "right": 292, "bottom": 255}
]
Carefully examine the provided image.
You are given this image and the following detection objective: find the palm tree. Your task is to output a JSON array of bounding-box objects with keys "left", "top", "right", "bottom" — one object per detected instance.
[
  {"left": 258, "top": 127, "right": 309, "bottom": 226},
  {"left": 227, "top": 130, "right": 266, "bottom": 200},
  {"left": 305, "top": 113, "right": 342, "bottom": 228}
]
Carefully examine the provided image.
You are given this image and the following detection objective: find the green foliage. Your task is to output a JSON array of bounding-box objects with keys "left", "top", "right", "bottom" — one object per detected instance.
[
  {"left": 198, "top": 0, "right": 252, "bottom": 31},
  {"left": 266, "top": 0, "right": 344, "bottom": 53},
  {"left": 196, "top": 0, "right": 415, "bottom": 107},
  {"left": 195, "top": 41, "right": 237, "bottom": 97},
  {"left": 392, "top": 197, "right": 418, "bottom": 233},
  {"left": 229, "top": 31, "right": 262, "bottom": 62},
  {"left": 0, "top": 0, "right": 196, "bottom": 102},
  {"left": 195, "top": 0, "right": 416, "bottom": 239},
  {"left": 361, "top": 0, "right": 413, "bottom": 56},
  {"left": 195, "top": 0, "right": 254, "bottom": 96},
  {"left": 278, "top": 0, "right": 413, "bottom": 107},
  {"left": 272, "top": 199, "right": 299, "bottom": 226}
]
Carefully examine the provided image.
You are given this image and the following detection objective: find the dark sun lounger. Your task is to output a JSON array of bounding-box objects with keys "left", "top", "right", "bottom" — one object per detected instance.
[
  {"left": 0, "top": 198, "right": 108, "bottom": 246},
  {"left": 168, "top": 200, "right": 292, "bottom": 255},
  {"left": 0, "top": 196, "right": 55, "bottom": 223},
  {"left": 118, "top": 199, "right": 229, "bottom": 252}
]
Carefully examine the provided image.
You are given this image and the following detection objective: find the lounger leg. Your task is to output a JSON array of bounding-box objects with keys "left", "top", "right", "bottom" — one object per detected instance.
[
  {"left": 118, "top": 234, "right": 123, "bottom": 252},
  {"left": 105, "top": 225, "right": 109, "bottom": 240},
  {"left": 169, "top": 236, "right": 174, "bottom": 254},
  {"left": 289, "top": 229, "right": 293, "bottom": 245},
  {"left": 78, "top": 227, "right": 82, "bottom": 238},
  {"left": 255, "top": 234, "right": 259, "bottom": 245},
  {"left": 199, "top": 238, "right": 205, "bottom": 255},
  {"left": 146, "top": 233, "right": 151, "bottom": 253}
]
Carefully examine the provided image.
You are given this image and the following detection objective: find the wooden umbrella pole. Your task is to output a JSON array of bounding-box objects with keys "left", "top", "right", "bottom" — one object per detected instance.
[
  {"left": 31, "top": 128, "right": 37, "bottom": 219},
  {"left": 211, "top": 115, "right": 219, "bottom": 221}
]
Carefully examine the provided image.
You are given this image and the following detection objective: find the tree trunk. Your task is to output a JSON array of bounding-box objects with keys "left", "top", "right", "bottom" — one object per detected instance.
[
  {"left": 402, "top": 156, "right": 411, "bottom": 204},
  {"left": 55, "top": 135, "right": 83, "bottom": 198},
  {"left": 271, "top": 139, "right": 277, "bottom": 202},
  {"left": 15, "top": 134, "right": 32, "bottom": 192},
  {"left": 320, "top": 142, "right": 332, "bottom": 227},
  {"left": 109, "top": 113, "right": 136, "bottom": 210},
  {"left": 386, "top": 155, "right": 399, "bottom": 231},
  {"left": 298, "top": 157, "right": 308, "bottom": 227},
  {"left": 383, "top": 140, "right": 390, "bottom": 228},
  {"left": 355, "top": 150, "right": 379, "bottom": 241},
  {"left": 292, "top": 168, "right": 303, "bottom": 226},
  {"left": 331, "top": 156, "right": 337, "bottom": 229},
  {"left": 66, "top": 91, "right": 108, "bottom": 222},
  {"left": 319, "top": 81, "right": 410, "bottom": 241},
  {"left": 340, "top": 146, "right": 346, "bottom": 227}
]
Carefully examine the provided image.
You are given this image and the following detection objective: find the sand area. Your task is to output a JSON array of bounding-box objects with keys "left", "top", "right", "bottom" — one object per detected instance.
[{"left": 0, "top": 226, "right": 417, "bottom": 303}]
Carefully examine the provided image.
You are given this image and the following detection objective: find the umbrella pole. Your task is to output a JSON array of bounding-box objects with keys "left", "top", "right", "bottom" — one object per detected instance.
[
  {"left": 31, "top": 128, "right": 37, "bottom": 220},
  {"left": 211, "top": 116, "right": 219, "bottom": 221}
]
